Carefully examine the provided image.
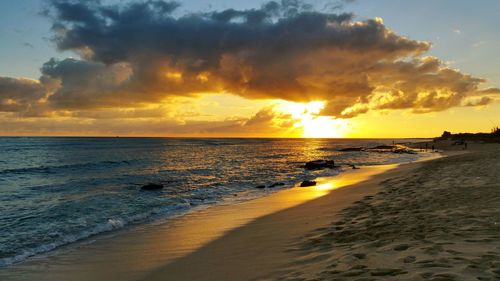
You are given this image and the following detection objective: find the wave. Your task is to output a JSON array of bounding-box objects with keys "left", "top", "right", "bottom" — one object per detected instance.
[
  {"left": 0, "top": 167, "right": 326, "bottom": 267},
  {"left": 0, "top": 138, "right": 429, "bottom": 268},
  {"left": 0, "top": 202, "right": 191, "bottom": 268},
  {"left": 0, "top": 154, "right": 415, "bottom": 268}
]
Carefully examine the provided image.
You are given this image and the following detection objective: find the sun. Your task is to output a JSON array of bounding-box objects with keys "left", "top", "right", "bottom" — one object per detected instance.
[
  {"left": 299, "top": 116, "right": 349, "bottom": 138},
  {"left": 274, "top": 101, "right": 350, "bottom": 138}
]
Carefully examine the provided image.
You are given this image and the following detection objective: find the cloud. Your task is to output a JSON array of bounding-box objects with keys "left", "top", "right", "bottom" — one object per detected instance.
[
  {"left": 40, "top": 58, "right": 134, "bottom": 109},
  {"left": 23, "top": 42, "right": 35, "bottom": 48},
  {"left": 39, "top": 1, "right": 429, "bottom": 109},
  {"left": 0, "top": 104, "right": 298, "bottom": 137},
  {"left": 0, "top": 0, "right": 496, "bottom": 122},
  {"left": 0, "top": 77, "right": 47, "bottom": 112},
  {"left": 204, "top": 105, "right": 297, "bottom": 135},
  {"left": 464, "top": 96, "right": 492, "bottom": 107},
  {"left": 477, "top": 87, "right": 500, "bottom": 94},
  {"left": 360, "top": 57, "right": 488, "bottom": 113}
]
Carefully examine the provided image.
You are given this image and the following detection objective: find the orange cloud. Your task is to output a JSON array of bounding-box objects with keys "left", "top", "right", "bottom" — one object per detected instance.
[{"left": 0, "top": 0, "right": 497, "bottom": 136}]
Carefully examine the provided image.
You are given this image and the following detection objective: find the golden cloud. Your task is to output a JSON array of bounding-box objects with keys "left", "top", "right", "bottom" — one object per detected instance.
[{"left": 0, "top": 0, "right": 496, "bottom": 124}]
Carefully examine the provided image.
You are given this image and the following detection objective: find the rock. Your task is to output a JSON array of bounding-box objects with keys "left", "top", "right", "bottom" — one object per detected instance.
[
  {"left": 393, "top": 148, "right": 417, "bottom": 154},
  {"left": 403, "top": 256, "right": 416, "bottom": 263},
  {"left": 394, "top": 244, "right": 409, "bottom": 251},
  {"left": 353, "top": 253, "right": 366, "bottom": 259},
  {"left": 255, "top": 185, "right": 266, "bottom": 189},
  {"left": 304, "top": 160, "right": 335, "bottom": 170},
  {"left": 367, "top": 145, "right": 416, "bottom": 154},
  {"left": 370, "top": 268, "right": 407, "bottom": 276},
  {"left": 268, "top": 182, "right": 285, "bottom": 188},
  {"left": 141, "top": 183, "right": 164, "bottom": 190},
  {"left": 370, "top": 145, "right": 395, "bottom": 150},
  {"left": 300, "top": 180, "right": 317, "bottom": 187},
  {"left": 339, "top": 147, "right": 363, "bottom": 151}
]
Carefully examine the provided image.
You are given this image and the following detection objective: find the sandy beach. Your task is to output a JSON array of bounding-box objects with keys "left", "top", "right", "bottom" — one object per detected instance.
[
  {"left": 2, "top": 1, "right": 500, "bottom": 280},
  {"left": 147, "top": 141, "right": 500, "bottom": 281},
  {"left": 1, "top": 141, "right": 499, "bottom": 281},
  {"left": 260, "top": 142, "right": 500, "bottom": 281}
]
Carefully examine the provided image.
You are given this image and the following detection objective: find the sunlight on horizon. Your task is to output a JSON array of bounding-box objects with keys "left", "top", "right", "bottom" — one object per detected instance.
[{"left": 274, "top": 100, "right": 351, "bottom": 138}]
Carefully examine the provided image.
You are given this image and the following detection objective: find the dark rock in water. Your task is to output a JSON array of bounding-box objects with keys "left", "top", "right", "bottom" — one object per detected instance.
[
  {"left": 339, "top": 147, "right": 363, "bottom": 152},
  {"left": 141, "top": 183, "right": 164, "bottom": 190},
  {"left": 393, "top": 244, "right": 409, "bottom": 251},
  {"left": 300, "top": 180, "right": 317, "bottom": 187},
  {"left": 367, "top": 145, "right": 416, "bottom": 154},
  {"left": 268, "top": 182, "right": 285, "bottom": 188},
  {"left": 255, "top": 185, "right": 266, "bottom": 189},
  {"left": 370, "top": 145, "right": 395, "bottom": 150},
  {"left": 353, "top": 253, "right": 366, "bottom": 259},
  {"left": 304, "top": 160, "right": 335, "bottom": 170}
]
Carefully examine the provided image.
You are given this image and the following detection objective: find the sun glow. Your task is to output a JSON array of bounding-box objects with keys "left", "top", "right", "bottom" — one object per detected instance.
[
  {"left": 299, "top": 116, "right": 349, "bottom": 138},
  {"left": 274, "top": 101, "right": 350, "bottom": 138}
]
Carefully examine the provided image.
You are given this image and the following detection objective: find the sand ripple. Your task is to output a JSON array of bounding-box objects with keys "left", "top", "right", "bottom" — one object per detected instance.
[{"left": 265, "top": 148, "right": 500, "bottom": 281}]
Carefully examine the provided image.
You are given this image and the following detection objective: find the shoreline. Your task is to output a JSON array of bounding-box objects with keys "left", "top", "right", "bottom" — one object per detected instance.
[
  {"left": 262, "top": 142, "right": 500, "bottom": 280},
  {"left": 0, "top": 160, "right": 413, "bottom": 281},
  {"left": 0, "top": 138, "right": 427, "bottom": 270},
  {"left": 0, "top": 146, "right": 447, "bottom": 281},
  {"left": 1, "top": 141, "right": 496, "bottom": 280},
  {"left": 145, "top": 157, "right": 430, "bottom": 281}
]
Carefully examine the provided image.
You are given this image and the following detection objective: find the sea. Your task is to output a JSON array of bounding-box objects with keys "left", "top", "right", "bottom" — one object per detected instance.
[{"left": 0, "top": 137, "right": 428, "bottom": 267}]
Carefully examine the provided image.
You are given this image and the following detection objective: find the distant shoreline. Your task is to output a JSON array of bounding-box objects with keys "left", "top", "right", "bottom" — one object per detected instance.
[{"left": 0, "top": 135, "right": 434, "bottom": 140}]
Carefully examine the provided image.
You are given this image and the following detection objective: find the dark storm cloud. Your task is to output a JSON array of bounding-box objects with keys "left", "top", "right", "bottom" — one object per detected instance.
[
  {"left": 0, "top": 0, "right": 495, "bottom": 119},
  {"left": 39, "top": 58, "right": 135, "bottom": 109}
]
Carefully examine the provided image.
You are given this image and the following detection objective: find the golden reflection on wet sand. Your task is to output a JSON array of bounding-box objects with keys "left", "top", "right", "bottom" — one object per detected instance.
[{"left": 0, "top": 164, "right": 396, "bottom": 281}]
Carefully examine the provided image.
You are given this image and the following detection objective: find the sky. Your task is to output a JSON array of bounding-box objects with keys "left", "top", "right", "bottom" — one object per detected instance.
[{"left": 0, "top": 0, "right": 499, "bottom": 138}]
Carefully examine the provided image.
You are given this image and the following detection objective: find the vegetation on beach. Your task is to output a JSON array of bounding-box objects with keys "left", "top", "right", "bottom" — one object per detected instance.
[{"left": 438, "top": 126, "right": 500, "bottom": 142}]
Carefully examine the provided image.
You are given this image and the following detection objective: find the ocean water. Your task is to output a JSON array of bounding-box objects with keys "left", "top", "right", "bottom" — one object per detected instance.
[{"left": 0, "top": 137, "right": 426, "bottom": 266}]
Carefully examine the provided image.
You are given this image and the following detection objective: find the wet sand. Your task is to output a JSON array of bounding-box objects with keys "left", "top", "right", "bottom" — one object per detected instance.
[
  {"left": 3, "top": 141, "right": 498, "bottom": 281},
  {"left": 0, "top": 163, "right": 398, "bottom": 281},
  {"left": 144, "top": 157, "right": 429, "bottom": 281}
]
